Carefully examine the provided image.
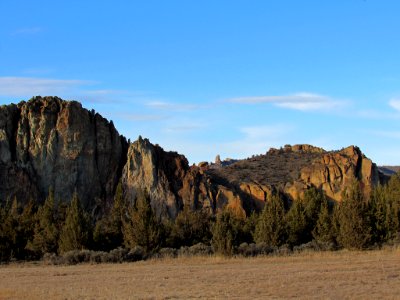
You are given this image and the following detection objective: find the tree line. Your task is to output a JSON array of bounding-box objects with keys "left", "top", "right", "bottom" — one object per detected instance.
[{"left": 0, "top": 174, "right": 399, "bottom": 262}]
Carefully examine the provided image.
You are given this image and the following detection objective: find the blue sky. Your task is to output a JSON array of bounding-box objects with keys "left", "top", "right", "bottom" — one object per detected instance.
[{"left": 1, "top": 1, "right": 400, "bottom": 165}]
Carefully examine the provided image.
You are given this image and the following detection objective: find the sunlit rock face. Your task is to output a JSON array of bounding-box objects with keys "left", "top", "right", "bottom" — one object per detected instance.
[
  {"left": 0, "top": 96, "right": 128, "bottom": 208},
  {"left": 0, "top": 97, "right": 388, "bottom": 218}
]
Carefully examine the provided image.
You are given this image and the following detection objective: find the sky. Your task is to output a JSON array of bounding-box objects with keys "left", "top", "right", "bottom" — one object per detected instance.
[{"left": 1, "top": 1, "right": 400, "bottom": 165}]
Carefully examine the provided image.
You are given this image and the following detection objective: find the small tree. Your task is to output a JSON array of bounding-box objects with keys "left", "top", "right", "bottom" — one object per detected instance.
[
  {"left": 336, "top": 180, "right": 371, "bottom": 250},
  {"left": 0, "top": 198, "right": 18, "bottom": 261},
  {"left": 254, "top": 194, "right": 286, "bottom": 246},
  {"left": 27, "top": 189, "right": 59, "bottom": 256},
  {"left": 58, "top": 192, "right": 92, "bottom": 254},
  {"left": 169, "top": 207, "right": 211, "bottom": 248},
  {"left": 123, "top": 190, "right": 163, "bottom": 253},
  {"left": 0, "top": 197, "right": 36, "bottom": 261},
  {"left": 285, "top": 201, "right": 307, "bottom": 247},
  {"left": 303, "top": 187, "right": 326, "bottom": 232},
  {"left": 93, "top": 182, "right": 127, "bottom": 251},
  {"left": 384, "top": 175, "right": 400, "bottom": 241},
  {"left": 211, "top": 209, "right": 241, "bottom": 255},
  {"left": 312, "top": 200, "right": 334, "bottom": 245},
  {"left": 369, "top": 185, "right": 390, "bottom": 244}
]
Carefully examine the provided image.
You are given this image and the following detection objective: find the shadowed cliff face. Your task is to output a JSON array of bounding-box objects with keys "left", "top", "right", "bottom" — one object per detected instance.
[
  {"left": 0, "top": 96, "right": 128, "bottom": 208},
  {"left": 0, "top": 97, "right": 389, "bottom": 218}
]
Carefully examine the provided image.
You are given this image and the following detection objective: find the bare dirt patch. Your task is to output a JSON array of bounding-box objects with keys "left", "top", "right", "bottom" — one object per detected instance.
[{"left": 0, "top": 249, "right": 399, "bottom": 299}]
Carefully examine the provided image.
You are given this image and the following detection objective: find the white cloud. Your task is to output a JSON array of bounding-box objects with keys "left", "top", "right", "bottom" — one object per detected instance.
[
  {"left": 0, "top": 77, "right": 93, "bottom": 97},
  {"left": 146, "top": 101, "right": 201, "bottom": 111},
  {"left": 118, "top": 113, "right": 168, "bottom": 122},
  {"left": 164, "top": 124, "right": 206, "bottom": 133},
  {"left": 11, "top": 27, "right": 43, "bottom": 35},
  {"left": 227, "top": 92, "right": 344, "bottom": 111},
  {"left": 239, "top": 124, "right": 292, "bottom": 140},
  {"left": 389, "top": 99, "right": 400, "bottom": 112}
]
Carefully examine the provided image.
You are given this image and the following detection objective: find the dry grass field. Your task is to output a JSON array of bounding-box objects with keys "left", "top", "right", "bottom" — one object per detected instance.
[{"left": 0, "top": 249, "right": 399, "bottom": 299}]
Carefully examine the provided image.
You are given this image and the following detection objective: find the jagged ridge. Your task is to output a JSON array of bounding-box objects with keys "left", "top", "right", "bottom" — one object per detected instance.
[{"left": 0, "top": 97, "right": 390, "bottom": 218}]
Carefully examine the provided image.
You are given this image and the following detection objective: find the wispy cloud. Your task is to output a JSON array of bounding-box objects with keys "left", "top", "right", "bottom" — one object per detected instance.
[
  {"left": 227, "top": 92, "right": 344, "bottom": 111},
  {"left": 164, "top": 124, "right": 206, "bottom": 133},
  {"left": 11, "top": 27, "right": 43, "bottom": 36},
  {"left": 146, "top": 101, "right": 201, "bottom": 111},
  {"left": 357, "top": 99, "right": 400, "bottom": 120},
  {"left": 0, "top": 77, "right": 93, "bottom": 97},
  {"left": 389, "top": 98, "right": 400, "bottom": 112},
  {"left": 218, "top": 124, "right": 294, "bottom": 158},
  {"left": 370, "top": 130, "right": 400, "bottom": 139},
  {"left": 118, "top": 113, "right": 168, "bottom": 122},
  {"left": 21, "top": 68, "right": 54, "bottom": 75},
  {"left": 239, "top": 124, "right": 293, "bottom": 140}
]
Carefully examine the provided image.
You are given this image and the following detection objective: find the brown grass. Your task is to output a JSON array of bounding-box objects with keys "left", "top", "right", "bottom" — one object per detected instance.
[{"left": 0, "top": 249, "right": 399, "bottom": 299}]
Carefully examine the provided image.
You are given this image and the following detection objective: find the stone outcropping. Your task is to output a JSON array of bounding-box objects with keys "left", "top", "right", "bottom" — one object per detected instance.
[
  {"left": 0, "top": 97, "right": 389, "bottom": 218},
  {"left": 209, "top": 144, "right": 387, "bottom": 209},
  {"left": 287, "top": 145, "right": 380, "bottom": 201},
  {"left": 0, "top": 96, "right": 128, "bottom": 209},
  {"left": 121, "top": 137, "right": 246, "bottom": 218}
]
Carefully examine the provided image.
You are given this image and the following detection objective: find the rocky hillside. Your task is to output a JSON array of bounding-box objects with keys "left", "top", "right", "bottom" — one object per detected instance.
[
  {"left": 0, "top": 97, "right": 390, "bottom": 218},
  {"left": 208, "top": 144, "right": 386, "bottom": 211}
]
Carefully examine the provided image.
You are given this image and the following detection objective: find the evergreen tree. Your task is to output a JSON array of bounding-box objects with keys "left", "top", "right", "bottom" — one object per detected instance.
[
  {"left": 93, "top": 182, "right": 127, "bottom": 251},
  {"left": 285, "top": 200, "right": 308, "bottom": 247},
  {"left": 0, "top": 197, "right": 36, "bottom": 261},
  {"left": 254, "top": 194, "right": 286, "bottom": 246},
  {"left": 58, "top": 192, "right": 92, "bottom": 254},
  {"left": 242, "top": 211, "right": 258, "bottom": 244},
  {"left": 336, "top": 180, "right": 371, "bottom": 250},
  {"left": 18, "top": 199, "right": 36, "bottom": 259},
  {"left": 384, "top": 174, "right": 400, "bottom": 241},
  {"left": 27, "top": 189, "right": 59, "bottom": 256},
  {"left": 211, "top": 209, "right": 241, "bottom": 255},
  {"left": 122, "top": 190, "right": 163, "bottom": 253},
  {"left": 169, "top": 207, "right": 211, "bottom": 248},
  {"left": 303, "top": 187, "right": 326, "bottom": 232},
  {"left": 312, "top": 200, "right": 334, "bottom": 244},
  {"left": 0, "top": 199, "right": 16, "bottom": 261}
]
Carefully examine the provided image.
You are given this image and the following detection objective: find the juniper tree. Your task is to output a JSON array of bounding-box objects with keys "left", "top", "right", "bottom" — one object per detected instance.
[
  {"left": 285, "top": 200, "right": 308, "bottom": 247},
  {"left": 27, "top": 189, "right": 59, "bottom": 256},
  {"left": 0, "top": 197, "right": 36, "bottom": 261},
  {"left": 312, "top": 200, "right": 334, "bottom": 245},
  {"left": 303, "top": 187, "right": 326, "bottom": 232},
  {"left": 336, "top": 180, "right": 371, "bottom": 250},
  {"left": 0, "top": 199, "right": 17, "bottom": 261},
  {"left": 254, "top": 194, "right": 286, "bottom": 247},
  {"left": 58, "top": 192, "right": 92, "bottom": 254},
  {"left": 384, "top": 174, "right": 400, "bottom": 241},
  {"left": 94, "top": 182, "right": 127, "bottom": 250},
  {"left": 211, "top": 209, "right": 240, "bottom": 255},
  {"left": 169, "top": 207, "right": 211, "bottom": 248},
  {"left": 122, "top": 190, "right": 163, "bottom": 253}
]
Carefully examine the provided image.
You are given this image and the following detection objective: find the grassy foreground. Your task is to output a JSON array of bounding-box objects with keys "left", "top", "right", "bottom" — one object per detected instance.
[{"left": 0, "top": 249, "right": 399, "bottom": 299}]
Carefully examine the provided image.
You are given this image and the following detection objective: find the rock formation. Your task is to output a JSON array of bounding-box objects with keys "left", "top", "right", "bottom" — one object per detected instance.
[
  {"left": 0, "top": 96, "right": 128, "bottom": 209},
  {"left": 0, "top": 97, "right": 390, "bottom": 219},
  {"left": 209, "top": 144, "right": 387, "bottom": 208}
]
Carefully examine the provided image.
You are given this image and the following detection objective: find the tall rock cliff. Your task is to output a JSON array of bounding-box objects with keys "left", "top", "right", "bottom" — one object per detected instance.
[
  {"left": 0, "top": 96, "right": 128, "bottom": 208},
  {"left": 0, "top": 97, "right": 389, "bottom": 218},
  {"left": 121, "top": 137, "right": 219, "bottom": 218}
]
